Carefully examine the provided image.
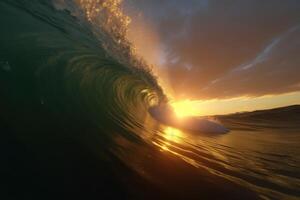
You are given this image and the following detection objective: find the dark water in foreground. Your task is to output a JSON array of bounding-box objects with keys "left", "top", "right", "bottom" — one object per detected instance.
[{"left": 1, "top": 1, "right": 299, "bottom": 199}]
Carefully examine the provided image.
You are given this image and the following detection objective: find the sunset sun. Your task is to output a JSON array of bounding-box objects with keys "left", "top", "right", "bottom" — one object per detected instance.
[{"left": 171, "top": 100, "right": 200, "bottom": 118}]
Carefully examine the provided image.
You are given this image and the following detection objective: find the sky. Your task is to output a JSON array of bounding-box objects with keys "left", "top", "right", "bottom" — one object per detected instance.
[{"left": 124, "top": 0, "right": 300, "bottom": 115}]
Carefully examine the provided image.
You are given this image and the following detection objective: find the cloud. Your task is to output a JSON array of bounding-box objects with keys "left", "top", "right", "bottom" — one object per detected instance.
[
  {"left": 201, "top": 25, "right": 300, "bottom": 98},
  {"left": 126, "top": 0, "right": 300, "bottom": 99}
]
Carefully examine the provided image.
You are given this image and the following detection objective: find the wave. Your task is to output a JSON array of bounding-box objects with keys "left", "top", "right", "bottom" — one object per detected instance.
[
  {"left": 1, "top": 1, "right": 299, "bottom": 200},
  {"left": 0, "top": 0, "right": 165, "bottom": 142}
]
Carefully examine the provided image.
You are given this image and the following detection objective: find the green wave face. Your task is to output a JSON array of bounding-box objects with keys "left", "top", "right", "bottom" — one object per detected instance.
[{"left": 0, "top": 1, "right": 164, "bottom": 147}]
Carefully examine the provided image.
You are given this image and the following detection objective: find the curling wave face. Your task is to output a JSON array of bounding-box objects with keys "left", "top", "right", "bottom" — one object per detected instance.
[{"left": 0, "top": 0, "right": 164, "bottom": 139}]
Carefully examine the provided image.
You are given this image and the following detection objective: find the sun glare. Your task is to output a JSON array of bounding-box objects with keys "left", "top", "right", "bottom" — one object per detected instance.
[
  {"left": 171, "top": 100, "right": 200, "bottom": 118},
  {"left": 163, "top": 127, "right": 183, "bottom": 143}
]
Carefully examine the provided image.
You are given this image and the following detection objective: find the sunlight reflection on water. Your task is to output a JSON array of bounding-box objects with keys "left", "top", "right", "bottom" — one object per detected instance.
[{"left": 150, "top": 124, "right": 300, "bottom": 200}]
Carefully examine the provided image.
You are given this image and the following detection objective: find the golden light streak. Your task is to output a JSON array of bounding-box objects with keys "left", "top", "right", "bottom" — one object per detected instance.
[
  {"left": 162, "top": 127, "right": 183, "bottom": 143},
  {"left": 152, "top": 127, "right": 200, "bottom": 168}
]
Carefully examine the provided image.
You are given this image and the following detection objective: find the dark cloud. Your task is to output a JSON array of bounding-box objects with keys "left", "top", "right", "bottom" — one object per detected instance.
[{"left": 127, "top": 0, "right": 300, "bottom": 99}]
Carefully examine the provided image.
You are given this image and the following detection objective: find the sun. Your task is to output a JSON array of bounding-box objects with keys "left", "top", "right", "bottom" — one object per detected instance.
[{"left": 171, "top": 100, "right": 200, "bottom": 118}]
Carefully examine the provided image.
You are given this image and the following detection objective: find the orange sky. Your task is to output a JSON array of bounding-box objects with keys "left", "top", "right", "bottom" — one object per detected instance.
[{"left": 125, "top": 0, "right": 300, "bottom": 115}]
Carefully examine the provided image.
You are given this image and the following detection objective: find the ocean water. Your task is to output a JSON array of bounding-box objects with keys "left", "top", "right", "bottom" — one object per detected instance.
[{"left": 1, "top": 1, "right": 299, "bottom": 199}]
